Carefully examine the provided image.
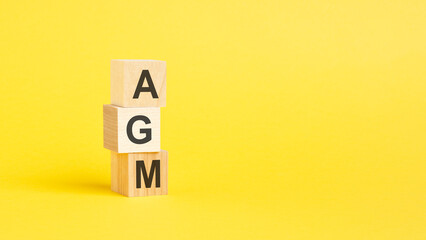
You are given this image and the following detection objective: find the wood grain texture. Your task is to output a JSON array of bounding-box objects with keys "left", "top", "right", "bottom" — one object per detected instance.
[
  {"left": 111, "top": 150, "right": 168, "bottom": 197},
  {"left": 111, "top": 59, "right": 166, "bottom": 107},
  {"left": 103, "top": 104, "right": 160, "bottom": 153},
  {"left": 103, "top": 104, "right": 118, "bottom": 152}
]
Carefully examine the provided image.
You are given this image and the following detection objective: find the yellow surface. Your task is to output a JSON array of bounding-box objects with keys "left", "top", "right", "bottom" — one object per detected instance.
[{"left": 0, "top": 0, "right": 425, "bottom": 239}]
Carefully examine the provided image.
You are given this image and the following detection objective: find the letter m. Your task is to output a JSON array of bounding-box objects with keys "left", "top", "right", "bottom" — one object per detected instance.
[{"left": 136, "top": 160, "right": 161, "bottom": 188}]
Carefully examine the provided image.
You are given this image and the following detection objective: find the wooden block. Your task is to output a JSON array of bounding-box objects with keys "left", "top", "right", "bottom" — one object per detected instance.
[
  {"left": 103, "top": 104, "right": 160, "bottom": 153},
  {"left": 111, "top": 150, "right": 168, "bottom": 197},
  {"left": 111, "top": 59, "right": 166, "bottom": 107}
]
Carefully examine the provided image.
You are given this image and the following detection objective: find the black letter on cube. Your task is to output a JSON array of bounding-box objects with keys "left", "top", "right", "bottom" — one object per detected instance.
[
  {"left": 136, "top": 160, "right": 161, "bottom": 188},
  {"left": 133, "top": 70, "right": 159, "bottom": 99},
  {"left": 126, "top": 115, "right": 152, "bottom": 144}
]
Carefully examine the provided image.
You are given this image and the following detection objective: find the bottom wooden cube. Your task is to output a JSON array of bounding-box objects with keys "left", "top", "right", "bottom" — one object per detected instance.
[{"left": 111, "top": 150, "right": 168, "bottom": 197}]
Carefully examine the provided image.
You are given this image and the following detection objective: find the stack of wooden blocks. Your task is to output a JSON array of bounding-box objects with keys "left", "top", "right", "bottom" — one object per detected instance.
[{"left": 103, "top": 60, "right": 167, "bottom": 197}]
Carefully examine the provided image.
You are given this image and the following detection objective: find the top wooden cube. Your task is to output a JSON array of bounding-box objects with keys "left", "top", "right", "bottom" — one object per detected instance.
[{"left": 111, "top": 60, "right": 166, "bottom": 107}]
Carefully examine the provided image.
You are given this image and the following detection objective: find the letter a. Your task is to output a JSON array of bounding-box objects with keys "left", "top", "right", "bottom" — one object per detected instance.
[{"left": 133, "top": 70, "right": 159, "bottom": 99}]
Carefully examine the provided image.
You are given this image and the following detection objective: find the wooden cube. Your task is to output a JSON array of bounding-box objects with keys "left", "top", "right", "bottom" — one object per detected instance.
[
  {"left": 111, "top": 150, "right": 168, "bottom": 197},
  {"left": 111, "top": 59, "right": 166, "bottom": 107},
  {"left": 103, "top": 104, "right": 160, "bottom": 153}
]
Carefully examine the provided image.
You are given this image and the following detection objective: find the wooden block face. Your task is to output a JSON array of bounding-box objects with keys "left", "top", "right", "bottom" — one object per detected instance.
[
  {"left": 111, "top": 59, "right": 166, "bottom": 107},
  {"left": 111, "top": 150, "right": 168, "bottom": 197},
  {"left": 103, "top": 104, "right": 160, "bottom": 153}
]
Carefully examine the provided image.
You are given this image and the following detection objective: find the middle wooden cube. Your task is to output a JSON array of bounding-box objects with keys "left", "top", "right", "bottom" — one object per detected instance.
[{"left": 103, "top": 104, "right": 160, "bottom": 153}]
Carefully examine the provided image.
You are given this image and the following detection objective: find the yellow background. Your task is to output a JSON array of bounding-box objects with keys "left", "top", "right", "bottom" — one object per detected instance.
[{"left": 0, "top": 0, "right": 425, "bottom": 239}]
